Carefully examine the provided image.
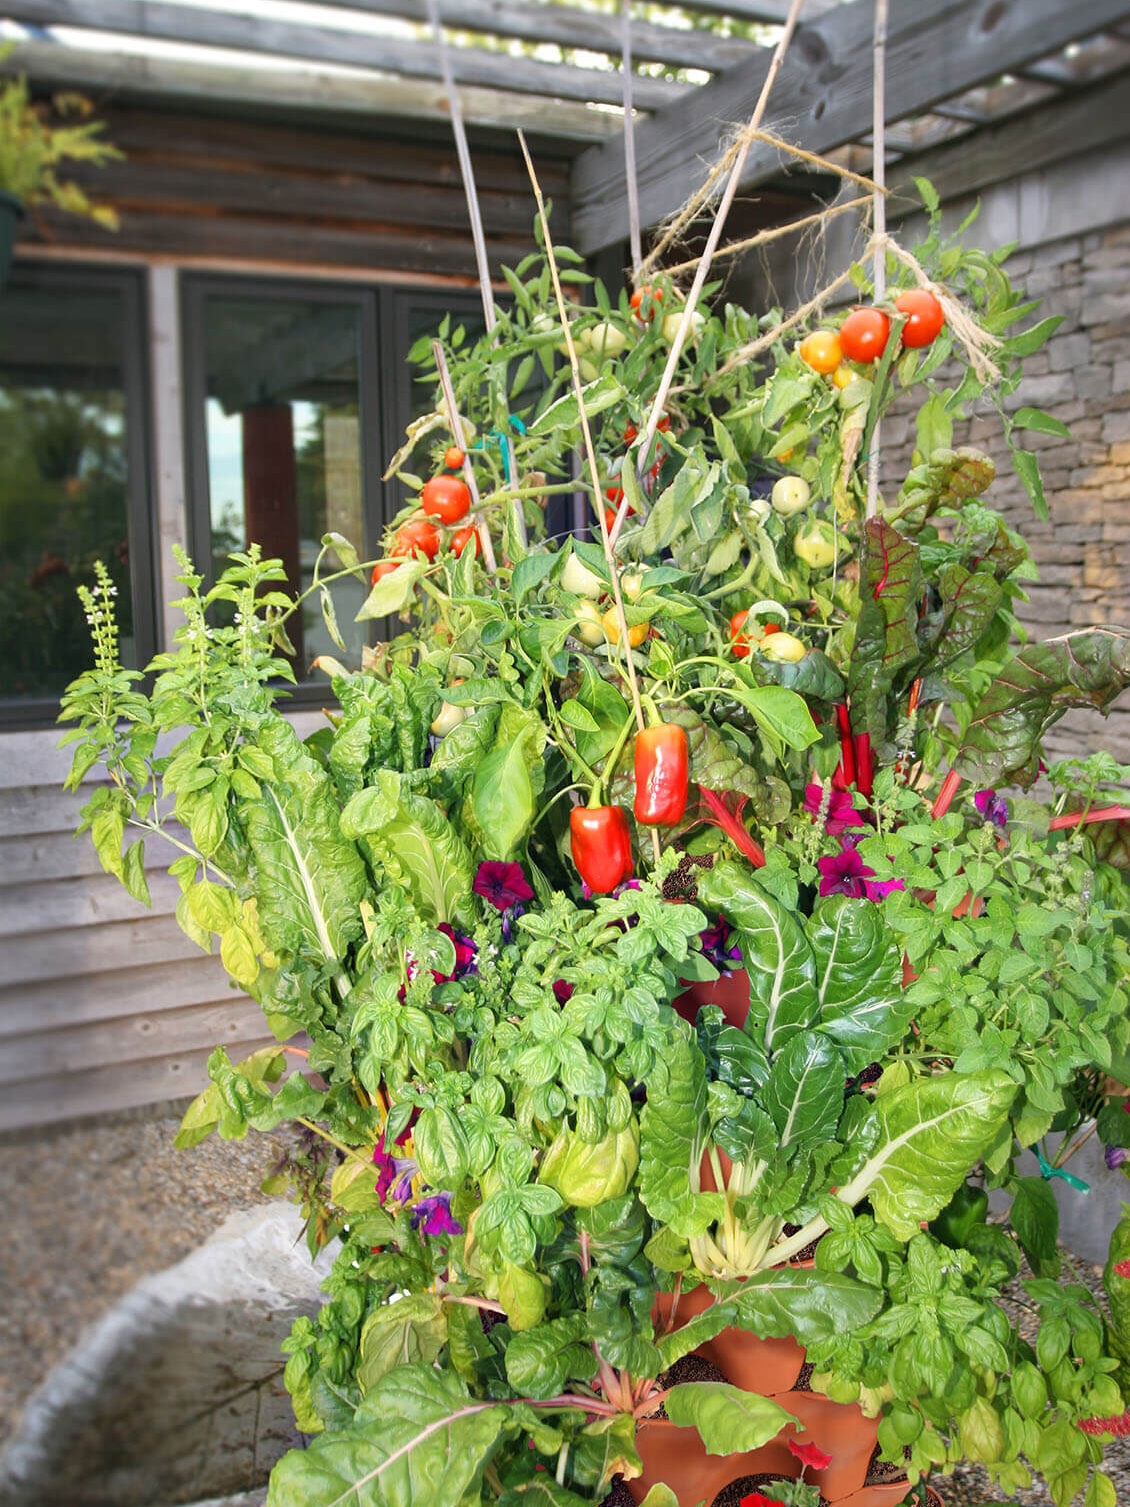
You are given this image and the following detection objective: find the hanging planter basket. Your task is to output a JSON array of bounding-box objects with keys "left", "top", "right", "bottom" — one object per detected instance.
[{"left": 0, "top": 189, "right": 25, "bottom": 291}]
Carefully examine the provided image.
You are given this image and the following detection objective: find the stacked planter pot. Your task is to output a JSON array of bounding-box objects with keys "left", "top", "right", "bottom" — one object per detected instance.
[{"left": 626, "top": 972, "right": 911, "bottom": 1507}]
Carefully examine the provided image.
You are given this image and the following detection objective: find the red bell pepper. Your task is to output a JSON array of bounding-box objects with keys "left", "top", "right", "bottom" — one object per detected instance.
[
  {"left": 633, "top": 723, "right": 688, "bottom": 826},
  {"left": 570, "top": 802, "right": 633, "bottom": 894}
]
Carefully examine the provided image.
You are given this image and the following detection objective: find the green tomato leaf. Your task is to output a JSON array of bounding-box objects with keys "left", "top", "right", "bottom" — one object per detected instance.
[
  {"left": 527, "top": 371, "right": 625, "bottom": 435},
  {"left": 663, "top": 1381, "right": 796, "bottom": 1455},
  {"left": 1011, "top": 1175, "right": 1061, "bottom": 1278},
  {"left": 356, "top": 556, "right": 428, "bottom": 619}
]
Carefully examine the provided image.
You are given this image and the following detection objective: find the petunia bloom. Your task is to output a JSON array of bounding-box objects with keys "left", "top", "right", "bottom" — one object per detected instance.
[
  {"left": 739, "top": 1493, "right": 787, "bottom": 1507},
  {"left": 473, "top": 861, "right": 534, "bottom": 912},
  {"left": 699, "top": 918, "right": 743, "bottom": 973},
  {"left": 787, "top": 1437, "right": 833, "bottom": 1470},
  {"left": 434, "top": 921, "right": 478, "bottom": 981},
  {"left": 974, "top": 788, "right": 1009, "bottom": 828},
  {"left": 411, "top": 1191, "right": 463, "bottom": 1237},
  {"left": 373, "top": 1134, "right": 417, "bottom": 1204},
  {"left": 817, "top": 836, "right": 904, "bottom": 902},
  {"left": 804, "top": 781, "right": 866, "bottom": 836},
  {"left": 552, "top": 979, "right": 574, "bottom": 1004},
  {"left": 1105, "top": 1144, "right": 1129, "bottom": 1171}
]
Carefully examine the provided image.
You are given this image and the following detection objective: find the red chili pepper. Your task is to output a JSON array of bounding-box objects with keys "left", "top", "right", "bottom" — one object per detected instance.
[
  {"left": 570, "top": 802, "right": 633, "bottom": 893},
  {"left": 633, "top": 723, "right": 688, "bottom": 826}
]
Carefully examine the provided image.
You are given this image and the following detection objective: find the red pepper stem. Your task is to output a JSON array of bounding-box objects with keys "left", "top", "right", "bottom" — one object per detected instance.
[
  {"left": 599, "top": 710, "right": 638, "bottom": 799},
  {"left": 642, "top": 693, "right": 663, "bottom": 728}
]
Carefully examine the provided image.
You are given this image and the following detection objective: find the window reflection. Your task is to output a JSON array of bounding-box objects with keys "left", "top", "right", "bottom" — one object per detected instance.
[
  {"left": 0, "top": 284, "right": 134, "bottom": 702},
  {"left": 199, "top": 295, "right": 367, "bottom": 677}
]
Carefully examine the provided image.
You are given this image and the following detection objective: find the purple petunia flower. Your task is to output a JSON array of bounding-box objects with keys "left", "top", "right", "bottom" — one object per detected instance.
[
  {"left": 699, "top": 918, "right": 743, "bottom": 973},
  {"left": 434, "top": 922, "right": 478, "bottom": 981},
  {"left": 411, "top": 1191, "right": 463, "bottom": 1237},
  {"left": 817, "top": 836, "right": 904, "bottom": 902},
  {"left": 473, "top": 861, "right": 534, "bottom": 912},
  {"left": 974, "top": 788, "right": 1010, "bottom": 828},
  {"left": 804, "top": 782, "right": 866, "bottom": 837},
  {"left": 373, "top": 1134, "right": 417, "bottom": 1204},
  {"left": 1105, "top": 1145, "right": 1129, "bottom": 1171}
]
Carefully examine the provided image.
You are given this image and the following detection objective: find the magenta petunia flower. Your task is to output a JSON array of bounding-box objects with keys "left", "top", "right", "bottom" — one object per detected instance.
[
  {"left": 433, "top": 922, "right": 478, "bottom": 981},
  {"left": 804, "top": 782, "right": 866, "bottom": 836},
  {"left": 411, "top": 1191, "right": 463, "bottom": 1237},
  {"left": 787, "top": 1437, "right": 833, "bottom": 1470},
  {"left": 552, "top": 979, "right": 574, "bottom": 1004},
  {"left": 739, "top": 1493, "right": 787, "bottom": 1507},
  {"left": 473, "top": 861, "right": 534, "bottom": 911},
  {"left": 974, "top": 788, "right": 1009, "bottom": 828},
  {"left": 818, "top": 836, "right": 904, "bottom": 902},
  {"left": 373, "top": 1134, "right": 417, "bottom": 1204}
]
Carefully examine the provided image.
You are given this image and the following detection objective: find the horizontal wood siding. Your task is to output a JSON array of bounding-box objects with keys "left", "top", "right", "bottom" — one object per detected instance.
[
  {"left": 0, "top": 727, "right": 281, "bottom": 1131},
  {"left": 15, "top": 103, "right": 573, "bottom": 278}
]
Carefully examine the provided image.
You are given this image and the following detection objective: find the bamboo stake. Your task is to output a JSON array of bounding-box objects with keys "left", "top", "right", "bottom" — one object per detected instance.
[
  {"left": 865, "top": 0, "right": 888, "bottom": 521},
  {"left": 608, "top": 0, "right": 807, "bottom": 552},
  {"left": 433, "top": 340, "right": 497, "bottom": 574},
  {"left": 621, "top": 0, "right": 642, "bottom": 282},
  {"left": 425, "top": 0, "right": 527, "bottom": 550},
  {"left": 518, "top": 131, "right": 660, "bottom": 864}
]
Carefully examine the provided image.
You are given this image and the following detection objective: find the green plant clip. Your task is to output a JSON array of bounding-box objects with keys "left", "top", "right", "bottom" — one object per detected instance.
[{"left": 1033, "top": 1147, "right": 1090, "bottom": 1193}]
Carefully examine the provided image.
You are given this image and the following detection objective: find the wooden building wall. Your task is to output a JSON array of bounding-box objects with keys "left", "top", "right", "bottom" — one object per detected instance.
[
  {"left": 1, "top": 101, "right": 570, "bottom": 1131},
  {"left": 18, "top": 102, "right": 574, "bottom": 279}
]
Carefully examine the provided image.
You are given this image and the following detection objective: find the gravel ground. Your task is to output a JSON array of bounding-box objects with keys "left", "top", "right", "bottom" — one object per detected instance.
[
  {"left": 1, "top": 1111, "right": 1127, "bottom": 1506},
  {"left": 0, "top": 1105, "right": 287, "bottom": 1449}
]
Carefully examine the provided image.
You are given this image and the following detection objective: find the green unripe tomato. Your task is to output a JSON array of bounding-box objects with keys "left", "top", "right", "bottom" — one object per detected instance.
[
  {"left": 794, "top": 519, "right": 842, "bottom": 570},
  {"left": 586, "top": 321, "right": 629, "bottom": 359},
  {"left": 562, "top": 551, "right": 605, "bottom": 599},
  {"left": 573, "top": 599, "right": 605, "bottom": 646},
  {"left": 579, "top": 357, "right": 600, "bottom": 382},
  {"left": 430, "top": 700, "right": 468, "bottom": 737},
  {"left": 770, "top": 474, "right": 812, "bottom": 516},
  {"left": 759, "top": 630, "right": 806, "bottom": 663},
  {"left": 621, "top": 566, "right": 649, "bottom": 601},
  {"left": 661, "top": 309, "right": 704, "bottom": 344}
]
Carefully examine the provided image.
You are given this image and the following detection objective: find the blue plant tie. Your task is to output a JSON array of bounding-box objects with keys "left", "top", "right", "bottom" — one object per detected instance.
[{"left": 1033, "top": 1146, "right": 1090, "bottom": 1193}]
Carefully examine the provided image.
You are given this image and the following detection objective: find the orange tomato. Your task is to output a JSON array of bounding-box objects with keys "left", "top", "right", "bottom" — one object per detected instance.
[
  {"left": 799, "top": 329, "right": 843, "bottom": 375},
  {"left": 420, "top": 475, "right": 471, "bottom": 524},
  {"left": 630, "top": 285, "right": 664, "bottom": 321},
  {"left": 443, "top": 445, "right": 465, "bottom": 469}
]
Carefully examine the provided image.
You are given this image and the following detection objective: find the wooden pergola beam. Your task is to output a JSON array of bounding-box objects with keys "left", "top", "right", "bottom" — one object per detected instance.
[
  {"left": 6, "top": 35, "right": 620, "bottom": 143},
  {"left": 570, "top": 0, "right": 1130, "bottom": 254},
  {"left": 2, "top": 0, "right": 689, "bottom": 108},
  {"left": 311, "top": 0, "right": 765, "bottom": 75}
]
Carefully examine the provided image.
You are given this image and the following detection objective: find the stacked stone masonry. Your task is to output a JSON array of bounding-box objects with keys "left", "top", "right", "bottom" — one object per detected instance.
[{"left": 879, "top": 222, "right": 1130, "bottom": 766}]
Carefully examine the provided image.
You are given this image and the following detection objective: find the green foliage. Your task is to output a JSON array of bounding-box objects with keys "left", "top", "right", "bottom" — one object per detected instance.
[{"left": 59, "top": 207, "right": 1130, "bottom": 1507}]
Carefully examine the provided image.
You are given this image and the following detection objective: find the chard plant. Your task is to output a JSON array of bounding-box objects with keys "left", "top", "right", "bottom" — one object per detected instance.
[{"left": 62, "top": 198, "right": 1130, "bottom": 1507}]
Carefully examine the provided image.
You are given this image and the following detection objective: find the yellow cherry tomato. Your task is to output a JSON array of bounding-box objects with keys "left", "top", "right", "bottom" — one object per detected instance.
[
  {"left": 831, "top": 363, "right": 859, "bottom": 390},
  {"left": 601, "top": 607, "right": 648, "bottom": 647},
  {"left": 759, "top": 630, "right": 807, "bottom": 663},
  {"left": 799, "top": 329, "right": 843, "bottom": 375}
]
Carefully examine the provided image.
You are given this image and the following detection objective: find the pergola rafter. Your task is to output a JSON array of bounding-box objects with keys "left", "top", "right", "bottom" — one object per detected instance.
[{"left": 570, "top": 0, "right": 1130, "bottom": 253}]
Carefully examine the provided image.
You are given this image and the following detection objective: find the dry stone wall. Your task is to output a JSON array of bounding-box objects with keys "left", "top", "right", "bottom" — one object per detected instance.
[{"left": 878, "top": 221, "right": 1130, "bottom": 765}]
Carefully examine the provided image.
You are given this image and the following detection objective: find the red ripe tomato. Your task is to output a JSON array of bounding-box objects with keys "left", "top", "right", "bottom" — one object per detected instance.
[
  {"left": 391, "top": 519, "right": 440, "bottom": 559},
  {"left": 839, "top": 308, "right": 891, "bottom": 364},
  {"left": 895, "top": 289, "right": 945, "bottom": 349},
  {"left": 451, "top": 525, "right": 479, "bottom": 558},
  {"left": 420, "top": 474, "right": 471, "bottom": 524},
  {"left": 630, "top": 285, "right": 663, "bottom": 320},
  {"left": 729, "top": 609, "right": 753, "bottom": 658},
  {"left": 371, "top": 559, "right": 400, "bottom": 584},
  {"left": 443, "top": 445, "right": 465, "bottom": 470}
]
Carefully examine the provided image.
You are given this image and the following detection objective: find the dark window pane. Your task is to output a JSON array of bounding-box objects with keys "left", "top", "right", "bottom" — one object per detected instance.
[
  {"left": 198, "top": 295, "right": 367, "bottom": 678},
  {"left": 0, "top": 284, "right": 135, "bottom": 702}
]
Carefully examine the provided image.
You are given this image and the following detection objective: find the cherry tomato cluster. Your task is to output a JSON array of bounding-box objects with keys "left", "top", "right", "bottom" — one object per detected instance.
[
  {"left": 800, "top": 288, "right": 945, "bottom": 381},
  {"left": 729, "top": 610, "right": 807, "bottom": 664},
  {"left": 370, "top": 460, "right": 480, "bottom": 584}
]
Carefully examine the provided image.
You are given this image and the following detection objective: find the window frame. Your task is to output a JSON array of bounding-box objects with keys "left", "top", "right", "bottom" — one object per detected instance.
[{"left": 0, "top": 261, "right": 157, "bottom": 730}]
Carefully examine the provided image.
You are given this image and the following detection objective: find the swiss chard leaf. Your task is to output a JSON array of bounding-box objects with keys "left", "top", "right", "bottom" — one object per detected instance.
[
  {"left": 955, "top": 629, "right": 1130, "bottom": 787},
  {"left": 356, "top": 1295, "right": 448, "bottom": 1393},
  {"left": 342, "top": 769, "right": 474, "bottom": 926},
  {"left": 266, "top": 1364, "right": 508, "bottom": 1507},
  {"left": 639, "top": 1026, "right": 724, "bottom": 1237},
  {"left": 762, "top": 1030, "right": 844, "bottom": 1152},
  {"left": 663, "top": 1382, "right": 796, "bottom": 1454},
  {"left": 696, "top": 862, "right": 817, "bottom": 1052},
  {"left": 848, "top": 519, "right": 923, "bottom": 741},
  {"left": 242, "top": 719, "right": 367, "bottom": 969},
  {"left": 837, "top": 1070, "right": 1016, "bottom": 1239},
  {"left": 806, "top": 896, "right": 910, "bottom": 1072}
]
